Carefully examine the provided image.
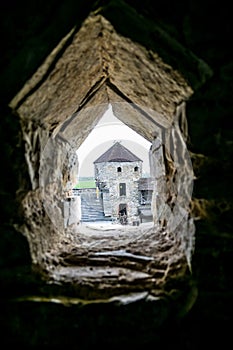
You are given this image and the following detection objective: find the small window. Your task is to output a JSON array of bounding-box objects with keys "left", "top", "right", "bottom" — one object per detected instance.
[
  {"left": 119, "top": 183, "right": 126, "bottom": 196},
  {"left": 117, "top": 167, "right": 122, "bottom": 173},
  {"left": 134, "top": 166, "right": 139, "bottom": 172}
]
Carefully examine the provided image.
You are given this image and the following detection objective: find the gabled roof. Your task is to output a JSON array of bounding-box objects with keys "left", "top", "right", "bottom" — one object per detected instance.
[{"left": 94, "top": 142, "right": 142, "bottom": 163}]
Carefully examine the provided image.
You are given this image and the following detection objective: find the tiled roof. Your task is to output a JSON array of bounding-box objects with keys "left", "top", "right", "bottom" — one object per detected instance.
[{"left": 94, "top": 142, "right": 142, "bottom": 163}]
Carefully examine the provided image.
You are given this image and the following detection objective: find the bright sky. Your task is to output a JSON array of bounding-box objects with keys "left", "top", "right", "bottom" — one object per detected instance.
[{"left": 76, "top": 105, "right": 152, "bottom": 177}]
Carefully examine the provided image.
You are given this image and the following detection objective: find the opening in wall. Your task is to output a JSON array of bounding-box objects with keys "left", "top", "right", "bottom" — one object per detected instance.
[
  {"left": 19, "top": 100, "right": 195, "bottom": 303},
  {"left": 6, "top": 6, "right": 208, "bottom": 312},
  {"left": 73, "top": 104, "right": 153, "bottom": 232},
  {"left": 40, "top": 101, "right": 194, "bottom": 249}
]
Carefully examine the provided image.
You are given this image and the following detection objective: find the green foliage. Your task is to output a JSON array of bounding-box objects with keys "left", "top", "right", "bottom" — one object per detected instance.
[{"left": 74, "top": 178, "right": 96, "bottom": 189}]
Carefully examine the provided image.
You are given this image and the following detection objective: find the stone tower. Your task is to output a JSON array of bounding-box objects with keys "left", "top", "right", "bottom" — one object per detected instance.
[{"left": 94, "top": 141, "right": 143, "bottom": 223}]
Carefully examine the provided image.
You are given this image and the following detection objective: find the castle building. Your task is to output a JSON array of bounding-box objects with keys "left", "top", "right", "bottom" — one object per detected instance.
[{"left": 94, "top": 141, "right": 150, "bottom": 223}]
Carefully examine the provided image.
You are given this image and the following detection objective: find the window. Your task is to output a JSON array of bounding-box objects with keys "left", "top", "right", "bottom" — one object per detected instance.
[
  {"left": 119, "top": 183, "right": 126, "bottom": 196},
  {"left": 134, "top": 166, "right": 139, "bottom": 172},
  {"left": 117, "top": 166, "right": 122, "bottom": 173}
]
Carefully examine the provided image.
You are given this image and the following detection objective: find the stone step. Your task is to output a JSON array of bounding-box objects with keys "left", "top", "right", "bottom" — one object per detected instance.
[{"left": 80, "top": 193, "right": 107, "bottom": 221}]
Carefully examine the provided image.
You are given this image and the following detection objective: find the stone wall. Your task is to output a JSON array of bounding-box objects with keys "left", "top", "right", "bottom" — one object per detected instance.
[
  {"left": 0, "top": 0, "right": 232, "bottom": 347},
  {"left": 95, "top": 160, "right": 142, "bottom": 220}
]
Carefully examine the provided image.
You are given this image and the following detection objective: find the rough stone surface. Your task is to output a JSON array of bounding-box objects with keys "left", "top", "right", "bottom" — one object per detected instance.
[
  {"left": 10, "top": 14, "right": 194, "bottom": 125},
  {"left": 1, "top": 0, "right": 232, "bottom": 347},
  {"left": 7, "top": 9, "right": 197, "bottom": 318}
]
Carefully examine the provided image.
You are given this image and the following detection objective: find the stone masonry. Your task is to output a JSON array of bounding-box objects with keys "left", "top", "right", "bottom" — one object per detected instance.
[{"left": 94, "top": 141, "right": 143, "bottom": 223}]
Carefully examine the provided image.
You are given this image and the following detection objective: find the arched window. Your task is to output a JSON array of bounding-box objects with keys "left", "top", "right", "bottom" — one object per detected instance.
[
  {"left": 134, "top": 166, "right": 139, "bottom": 172},
  {"left": 117, "top": 166, "right": 122, "bottom": 173}
]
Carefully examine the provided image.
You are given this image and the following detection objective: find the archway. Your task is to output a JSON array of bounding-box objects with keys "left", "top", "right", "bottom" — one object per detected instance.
[{"left": 7, "top": 7, "right": 206, "bottom": 319}]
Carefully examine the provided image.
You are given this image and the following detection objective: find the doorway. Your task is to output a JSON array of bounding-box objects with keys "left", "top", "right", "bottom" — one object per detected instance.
[{"left": 119, "top": 203, "right": 127, "bottom": 224}]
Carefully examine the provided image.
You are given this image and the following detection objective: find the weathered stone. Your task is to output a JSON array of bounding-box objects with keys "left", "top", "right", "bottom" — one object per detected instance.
[
  {"left": 6, "top": 3, "right": 212, "bottom": 325},
  {"left": 1, "top": 0, "right": 232, "bottom": 347}
]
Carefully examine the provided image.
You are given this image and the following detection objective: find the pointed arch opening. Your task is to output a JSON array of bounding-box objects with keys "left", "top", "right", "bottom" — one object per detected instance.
[{"left": 8, "top": 10, "right": 199, "bottom": 313}]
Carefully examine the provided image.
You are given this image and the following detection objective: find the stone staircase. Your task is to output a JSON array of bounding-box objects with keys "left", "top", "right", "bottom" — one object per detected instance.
[{"left": 80, "top": 190, "right": 111, "bottom": 222}]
